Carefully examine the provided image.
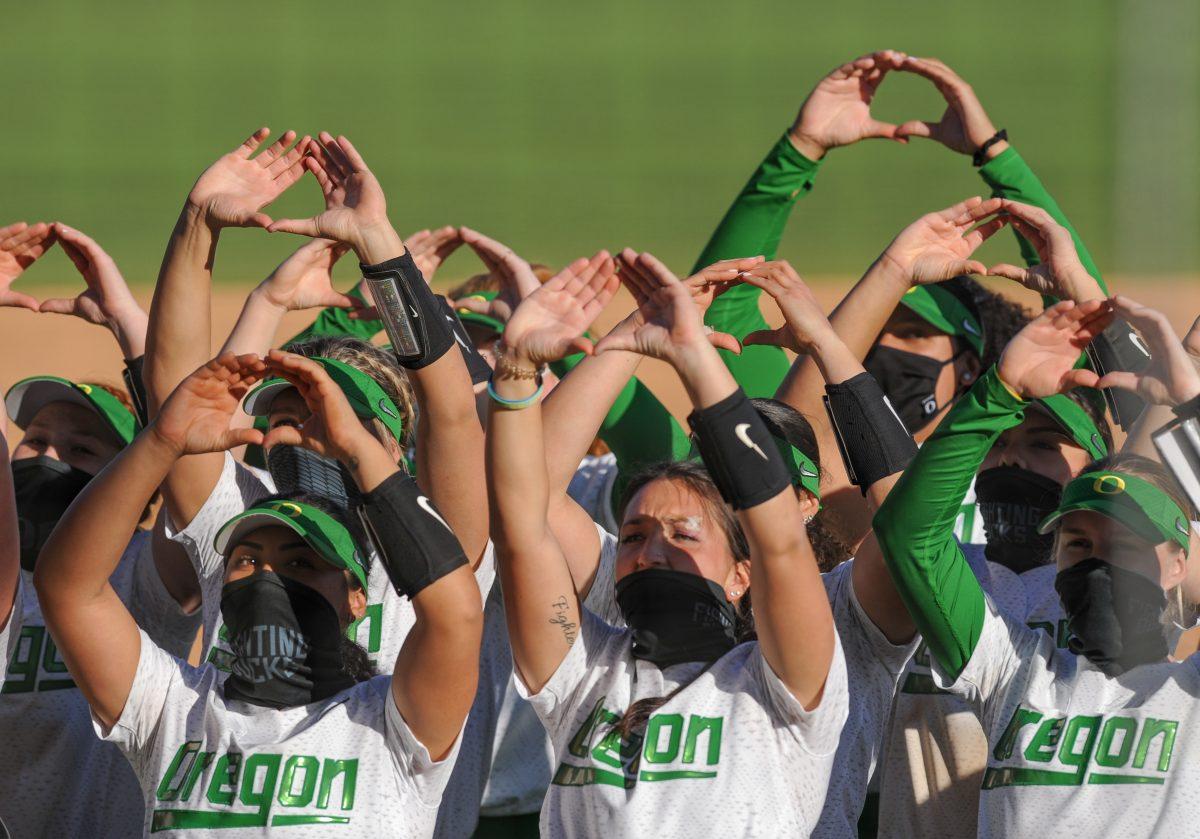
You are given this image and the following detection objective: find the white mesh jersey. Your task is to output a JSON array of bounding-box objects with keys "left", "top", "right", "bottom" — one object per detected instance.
[
  {"left": 930, "top": 595, "right": 1200, "bottom": 838},
  {"left": 519, "top": 608, "right": 849, "bottom": 838},
  {"left": 0, "top": 532, "right": 201, "bottom": 838},
  {"left": 100, "top": 629, "right": 461, "bottom": 837}
]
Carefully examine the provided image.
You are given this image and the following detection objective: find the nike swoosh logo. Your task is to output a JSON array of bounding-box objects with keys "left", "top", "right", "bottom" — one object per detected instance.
[
  {"left": 417, "top": 495, "right": 452, "bottom": 531},
  {"left": 800, "top": 466, "right": 818, "bottom": 478},
  {"left": 734, "top": 423, "right": 767, "bottom": 460},
  {"left": 408, "top": 305, "right": 420, "bottom": 319},
  {"left": 378, "top": 398, "right": 399, "bottom": 420},
  {"left": 962, "top": 318, "right": 981, "bottom": 337},
  {"left": 1128, "top": 332, "right": 1151, "bottom": 358}
]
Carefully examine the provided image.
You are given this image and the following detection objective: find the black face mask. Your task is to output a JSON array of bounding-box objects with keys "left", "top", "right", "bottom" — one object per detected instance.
[
  {"left": 1055, "top": 558, "right": 1168, "bottom": 676},
  {"left": 975, "top": 466, "right": 1062, "bottom": 574},
  {"left": 220, "top": 572, "right": 355, "bottom": 709},
  {"left": 864, "top": 344, "right": 960, "bottom": 434},
  {"left": 266, "top": 445, "right": 362, "bottom": 509},
  {"left": 12, "top": 456, "right": 94, "bottom": 572},
  {"left": 615, "top": 568, "right": 738, "bottom": 668}
]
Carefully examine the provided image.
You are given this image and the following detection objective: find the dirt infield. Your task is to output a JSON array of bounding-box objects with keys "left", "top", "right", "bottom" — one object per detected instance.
[{"left": 2, "top": 278, "right": 1197, "bottom": 427}]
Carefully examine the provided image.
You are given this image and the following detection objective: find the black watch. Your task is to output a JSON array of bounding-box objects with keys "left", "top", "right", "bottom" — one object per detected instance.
[{"left": 972, "top": 129, "right": 1008, "bottom": 167}]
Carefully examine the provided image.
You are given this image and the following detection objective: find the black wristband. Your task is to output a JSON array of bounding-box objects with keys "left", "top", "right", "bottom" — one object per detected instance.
[
  {"left": 972, "top": 129, "right": 1008, "bottom": 167},
  {"left": 1086, "top": 318, "right": 1151, "bottom": 429},
  {"left": 359, "top": 252, "right": 456, "bottom": 369},
  {"left": 823, "top": 372, "right": 918, "bottom": 493},
  {"left": 1174, "top": 394, "right": 1200, "bottom": 420},
  {"left": 436, "top": 297, "right": 493, "bottom": 385},
  {"left": 687, "top": 389, "right": 791, "bottom": 510},
  {"left": 122, "top": 355, "right": 149, "bottom": 428},
  {"left": 356, "top": 471, "right": 468, "bottom": 599}
]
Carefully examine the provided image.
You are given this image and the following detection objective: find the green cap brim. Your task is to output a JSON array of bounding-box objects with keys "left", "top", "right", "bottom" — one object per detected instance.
[
  {"left": 244, "top": 356, "right": 404, "bottom": 443},
  {"left": 456, "top": 292, "right": 505, "bottom": 335},
  {"left": 5, "top": 375, "right": 137, "bottom": 446},
  {"left": 1039, "top": 470, "right": 1191, "bottom": 554},
  {"left": 899, "top": 284, "right": 985, "bottom": 356},
  {"left": 214, "top": 499, "right": 369, "bottom": 591},
  {"left": 686, "top": 437, "right": 821, "bottom": 502},
  {"left": 1035, "top": 393, "right": 1108, "bottom": 461}
]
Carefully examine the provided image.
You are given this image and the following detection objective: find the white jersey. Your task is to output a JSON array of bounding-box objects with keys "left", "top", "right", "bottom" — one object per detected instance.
[
  {"left": 566, "top": 453, "right": 619, "bottom": 535},
  {"left": 100, "top": 629, "right": 461, "bottom": 837},
  {"left": 930, "top": 595, "right": 1200, "bottom": 838},
  {"left": 519, "top": 608, "right": 849, "bottom": 838},
  {"left": 877, "top": 550, "right": 1066, "bottom": 839},
  {"left": 0, "top": 533, "right": 201, "bottom": 838},
  {"left": 167, "top": 453, "right": 495, "bottom": 676}
]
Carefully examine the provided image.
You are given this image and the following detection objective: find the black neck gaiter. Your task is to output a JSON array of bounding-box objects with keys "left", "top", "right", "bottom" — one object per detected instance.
[
  {"left": 1055, "top": 558, "right": 1168, "bottom": 677},
  {"left": 615, "top": 568, "right": 739, "bottom": 668},
  {"left": 864, "top": 345, "right": 960, "bottom": 434},
  {"left": 975, "top": 465, "right": 1062, "bottom": 574},
  {"left": 220, "top": 573, "right": 355, "bottom": 709},
  {"left": 266, "top": 445, "right": 362, "bottom": 509},
  {"left": 12, "top": 456, "right": 94, "bottom": 572}
]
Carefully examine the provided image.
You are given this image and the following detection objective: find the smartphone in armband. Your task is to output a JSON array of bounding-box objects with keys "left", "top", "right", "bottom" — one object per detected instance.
[
  {"left": 1153, "top": 416, "right": 1200, "bottom": 514},
  {"left": 363, "top": 273, "right": 425, "bottom": 363}
]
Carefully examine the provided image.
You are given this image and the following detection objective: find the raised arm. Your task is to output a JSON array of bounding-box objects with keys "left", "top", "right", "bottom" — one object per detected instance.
[
  {"left": 147, "top": 129, "right": 308, "bottom": 528},
  {"left": 0, "top": 398, "right": 18, "bottom": 632},
  {"left": 698, "top": 49, "right": 908, "bottom": 397},
  {"left": 33, "top": 353, "right": 267, "bottom": 729},
  {"left": 1122, "top": 310, "right": 1200, "bottom": 458},
  {"left": 875, "top": 301, "right": 1110, "bottom": 677},
  {"left": 267, "top": 133, "right": 489, "bottom": 562},
  {"left": 596, "top": 261, "right": 834, "bottom": 706}
]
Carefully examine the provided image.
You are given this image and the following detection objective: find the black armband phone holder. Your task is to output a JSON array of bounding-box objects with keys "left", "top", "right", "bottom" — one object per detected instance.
[
  {"left": 360, "top": 252, "right": 456, "bottom": 370},
  {"left": 687, "top": 389, "right": 791, "bottom": 510},
  {"left": 122, "top": 355, "right": 150, "bottom": 428},
  {"left": 436, "top": 296, "right": 493, "bottom": 385},
  {"left": 823, "top": 372, "right": 918, "bottom": 493},
  {"left": 1086, "top": 318, "right": 1150, "bottom": 429},
  {"left": 357, "top": 471, "right": 468, "bottom": 598}
]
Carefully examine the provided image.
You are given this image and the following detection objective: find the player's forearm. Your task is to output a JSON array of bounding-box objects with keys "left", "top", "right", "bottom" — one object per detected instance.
[{"left": 221, "top": 287, "right": 287, "bottom": 357}]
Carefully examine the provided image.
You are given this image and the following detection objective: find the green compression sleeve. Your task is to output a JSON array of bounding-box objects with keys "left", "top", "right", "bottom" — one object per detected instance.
[
  {"left": 693, "top": 133, "right": 820, "bottom": 398},
  {"left": 873, "top": 366, "right": 1028, "bottom": 680},
  {"left": 285, "top": 285, "right": 381, "bottom": 347},
  {"left": 978, "top": 147, "right": 1109, "bottom": 305}
]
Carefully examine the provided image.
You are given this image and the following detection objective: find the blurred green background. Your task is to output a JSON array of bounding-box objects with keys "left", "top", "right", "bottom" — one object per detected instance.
[{"left": 2, "top": 0, "right": 1196, "bottom": 287}]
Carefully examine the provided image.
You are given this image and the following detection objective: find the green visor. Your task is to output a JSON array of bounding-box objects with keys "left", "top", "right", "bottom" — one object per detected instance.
[
  {"left": 243, "top": 356, "right": 404, "bottom": 443},
  {"left": 5, "top": 375, "right": 137, "bottom": 446},
  {"left": 687, "top": 436, "right": 821, "bottom": 501},
  {"left": 1035, "top": 393, "right": 1108, "bottom": 462},
  {"left": 214, "top": 498, "right": 369, "bottom": 591},
  {"left": 1039, "top": 470, "right": 1192, "bottom": 555},
  {"left": 455, "top": 291, "right": 505, "bottom": 336},
  {"left": 899, "top": 284, "right": 985, "bottom": 357}
]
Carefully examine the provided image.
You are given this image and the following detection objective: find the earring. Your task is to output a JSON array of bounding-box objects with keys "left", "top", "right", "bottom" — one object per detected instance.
[
  {"left": 730, "top": 589, "right": 743, "bottom": 599},
  {"left": 804, "top": 515, "right": 815, "bottom": 525},
  {"left": 962, "top": 371, "right": 974, "bottom": 383}
]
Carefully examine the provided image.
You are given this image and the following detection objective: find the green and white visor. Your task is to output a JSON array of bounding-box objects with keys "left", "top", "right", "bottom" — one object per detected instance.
[
  {"left": 687, "top": 436, "right": 821, "bottom": 501},
  {"left": 456, "top": 291, "right": 505, "bottom": 335},
  {"left": 899, "top": 284, "right": 985, "bottom": 357},
  {"left": 1036, "top": 392, "right": 1108, "bottom": 462},
  {"left": 243, "top": 356, "right": 404, "bottom": 443},
  {"left": 214, "top": 498, "right": 369, "bottom": 591},
  {"left": 5, "top": 375, "right": 138, "bottom": 446},
  {"left": 1039, "top": 470, "right": 1192, "bottom": 555}
]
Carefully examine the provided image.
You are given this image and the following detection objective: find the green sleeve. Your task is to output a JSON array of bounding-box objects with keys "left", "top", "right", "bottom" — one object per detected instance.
[
  {"left": 978, "top": 147, "right": 1108, "bottom": 301},
  {"left": 872, "top": 367, "right": 1028, "bottom": 680},
  {"left": 285, "top": 285, "right": 382, "bottom": 347},
  {"left": 693, "top": 133, "right": 821, "bottom": 398}
]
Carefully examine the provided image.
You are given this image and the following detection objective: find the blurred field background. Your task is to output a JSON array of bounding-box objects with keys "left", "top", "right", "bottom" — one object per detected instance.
[{"left": 1, "top": 0, "right": 1197, "bottom": 414}]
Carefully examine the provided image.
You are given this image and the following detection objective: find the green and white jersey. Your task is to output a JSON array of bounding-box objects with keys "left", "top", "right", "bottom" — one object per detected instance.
[
  {"left": 0, "top": 532, "right": 201, "bottom": 838},
  {"left": 930, "top": 595, "right": 1200, "bottom": 838},
  {"left": 518, "top": 608, "right": 849, "bottom": 837},
  {"left": 98, "top": 629, "right": 460, "bottom": 837},
  {"left": 0, "top": 574, "right": 22, "bottom": 679},
  {"left": 167, "top": 452, "right": 496, "bottom": 676}
]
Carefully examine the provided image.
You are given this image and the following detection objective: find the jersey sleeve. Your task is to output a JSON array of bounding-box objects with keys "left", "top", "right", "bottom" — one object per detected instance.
[
  {"left": 580, "top": 525, "right": 623, "bottom": 627},
  {"left": 873, "top": 367, "right": 1028, "bottom": 682},
  {"left": 753, "top": 631, "right": 849, "bottom": 758},
  {"left": 126, "top": 532, "right": 203, "bottom": 661},
  {"left": 383, "top": 678, "right": 466, "bottom": 809},
  {"left": 824, "top": 560, "right": 920, "bottom": 676},
  {"left": 693, "top": 133, "right": 820, "bottom": 398},
  {"left": 977, "top": 146, "right": 1107, "bottom": 300},
  {"left": 514, "top": 608, "right": 626, "bottom": 741},
  {"left": 0, "top": 574, "right": 25, "bottom": 683},
  {"left": 284, "top": 284, "right": 382, "bottom": 346}
]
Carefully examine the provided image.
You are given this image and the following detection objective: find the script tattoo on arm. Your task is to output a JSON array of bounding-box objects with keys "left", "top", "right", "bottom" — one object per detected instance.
[{"left": 549, "top": 595, "right": 579, "bottom": 646}]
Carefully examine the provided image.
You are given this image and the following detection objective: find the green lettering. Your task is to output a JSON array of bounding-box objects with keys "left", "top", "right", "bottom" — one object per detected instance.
[
  {"left": 1057, "top": 715, "right": 1101, "bottom": 783},
  {"left": 567, "top": 698, "right": 615, "bottom": 759},
  {"left": 994, "top": 707, "right": 1043, "bottom": 761},
  {"left": 157, "top": 742, "right": 201, "bottom": 801},
  {"left": 682, "top": 715, "right": 723, "bottom": 766},
  {"left": 206, "top": 753, "right": 242, "bottom": 806},
  {"left": 278, "top": 756, "right": 319, "bottom": 808},
  {"left": 347, "top": 603, "right": 384, "bottom": 655},
  {"left": 239, "top": 753, "right": 281, "bottom": 818},
  {"left": 1095, "top": 717, "right": 1138, "bottom": 768},
  {"left": 643, "top": 714, "right": 684, "bottom": 765},
  {"left": 1024, "top": 717, "right": 1065, "bottom": 763},
  {"left": 1133, "top": 718, "right": 1178, "bottom": 772},
  {"left": 317, "top": 759, "right": 357, "bottom": 810},
  {"left": 179, "top": 752, "right": 215, "bottom": 802},
  {"left": 2, "top": 626, "right": 44, "bottom": 694}
]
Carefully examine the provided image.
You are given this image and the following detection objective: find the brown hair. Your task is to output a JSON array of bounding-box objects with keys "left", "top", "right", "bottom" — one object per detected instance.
[{"left": 446, "top": 264, "right": 555, "bottom": 300}]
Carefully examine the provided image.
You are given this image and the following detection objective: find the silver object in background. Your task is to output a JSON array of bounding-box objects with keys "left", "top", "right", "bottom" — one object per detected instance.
[
  {"left": 363, "top": 274, "right": 422, "bottom": 361},
  {"left": 1154, "top": 416, "right": 1200, "bottom": 515}
]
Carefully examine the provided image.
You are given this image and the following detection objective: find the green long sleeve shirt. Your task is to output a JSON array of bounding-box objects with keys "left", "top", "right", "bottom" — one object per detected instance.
[
  {"left": 694, "top": 133, "right": 821, "bottom": 398},
  {"left": 873, "top": 367, "right": 1031, "bottom": 681}
]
